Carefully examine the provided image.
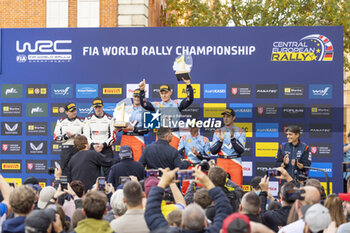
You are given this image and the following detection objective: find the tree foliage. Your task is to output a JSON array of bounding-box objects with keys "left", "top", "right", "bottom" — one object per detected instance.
[{"left": 162, "top": 0, "right": 350, "bottom": 81}]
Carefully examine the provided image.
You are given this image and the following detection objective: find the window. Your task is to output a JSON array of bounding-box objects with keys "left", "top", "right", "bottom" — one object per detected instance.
[
  {"left": 46, "top": 0, "right": 68, "bottom": 28},
  {"left": 78, "top": 0, "right": 100, "bottom": 27}
]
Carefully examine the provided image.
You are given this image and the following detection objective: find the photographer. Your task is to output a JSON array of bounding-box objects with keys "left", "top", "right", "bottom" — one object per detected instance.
[
  {"left": 259, "top": 167, "right": 297, "bottom": 232},
  {"left": 208, "top": 166, "right": 244, "bottom": 212},
  {"left": 107, "top": 145, "right": 144, "bottom": 189},
  {"left": 145, "top": 166, "right": 232, "bottom": 232}
]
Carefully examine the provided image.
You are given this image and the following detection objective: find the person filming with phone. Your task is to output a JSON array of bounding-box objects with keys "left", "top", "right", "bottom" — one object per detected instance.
[
  {"left": 275, "top": 125, "right": 312, "bottom": 180},
  {"left": 107, "top": 145, "right": 145, "bottom": 189}
]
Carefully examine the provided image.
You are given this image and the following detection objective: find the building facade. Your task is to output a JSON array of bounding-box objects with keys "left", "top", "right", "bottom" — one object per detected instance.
[{"left": 0, "top": 0, "right": 165, "bottom": 28}]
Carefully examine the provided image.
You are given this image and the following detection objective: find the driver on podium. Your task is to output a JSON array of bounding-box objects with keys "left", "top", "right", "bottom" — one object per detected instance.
[
  {"left": 119, "top": 89, "right": 148, "bottom": 162},
  {"left": 138, "top": 78, "right": 193, "bottom": 149}
]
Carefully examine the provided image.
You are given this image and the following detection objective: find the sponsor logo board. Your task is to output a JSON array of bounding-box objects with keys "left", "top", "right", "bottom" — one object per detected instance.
[
  {"left": 309, "top": 143, "right": 332, "bottom": 157},
  {"left": 309, "top": 84, "right": 333, "bottom": 99},
  {"left": 26, "top": 84, "right": 48, "bottom": 98},
  {"left": 1, "top": 84, "right": 23, "bottom": 98},
  {"left": 51, "top": 84, "right": 73, "bottom": 98},
  {"left": 1, "top": 122, "right": 22, "bottom": 136},
  {"left": 26, "top": 103, "right": 48, "bottom": 117},
  {"left": 101, "top": 84, "right": 123, "bottom": 98},
  {"left": 26, "top": 160, "right": 47, "bottom": 173},
  {"left": 229, "top": 103, "right": 252, "bottom": 118},
  {"left": 309, "top": 162, "right": 332, "bottom": 178},
  {"left": 255, "top": 104, "right": 279, "bottom": 118},
  {"left": 256, "top": 84, "right": 279, "bottom": 98},
  {"left": 230, "top": 84, "right": 252, "bottom": 98},
  {"left": 235, "top": 123, "right": 252, "bottom": 138},
  {"left": 203, "top": 103, "right": 226, "bottom": 118},
  {"left": 255, "top": 142, "right": 279, "bottom": 157},
  {"left": 178, "top": 84, "right": 200, "bottom": 99},
  {"left": 255, "top": 123, "right": 279, "bottom": 138},
  {"left": 282, "top": 104, "right": 305, "bottom": 118},
  {"left": 127, "top": 84, "right": 149, "bottom": 98},
  {"left": 1, "top": 103, "right": 22, "bottom": 117},
  {"left": 1, "top": 141, "right": 22, "bottom": 154},
  {"left": 76, "top": 84, "right": 98, "bottom": 98},
  {"left": 282, "top": 85, "right": 305, "bottom": 98},
  {"left": 203, "top": 84, "right": 226, "bottom": 98},
  {"left": 26, "top": 141, "right": 47, "bottom": 154},
  {"left": 0, "top": 160, "right": 21, "bottom": 173},
  {"left": 26, "top": 122, "right": 47, "bottom": 136}
]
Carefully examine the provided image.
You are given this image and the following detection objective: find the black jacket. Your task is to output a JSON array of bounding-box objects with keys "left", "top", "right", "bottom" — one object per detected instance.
[
  {"left": 139, "top": 140, "right": 190, "bottom": 169},
  {"left": 107, "top": 158, "right": 145, "bottom": 188},
  {"left": 67, "top": 150, "right": 119, "bottom": 190},
  {"left": 259, "top": 191, "right": 291, "bottom": 232},
  {"left": 275, "top": 140, "right": 311, "bottom": 178}
]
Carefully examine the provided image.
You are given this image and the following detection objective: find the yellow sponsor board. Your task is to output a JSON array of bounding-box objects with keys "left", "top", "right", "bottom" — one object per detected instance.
[
  {"left": 3, "top": 106, "right": 9, "bottom": 111},
  {"left": 28, "top": 125, "right": 34, "bottom": 130},
  {"left": 52, "top": 107, "right": 59, "bottom": 113},
  {"left": 242, "top": 185, "right": 251, "bottom": 192},
  {"left": 235, "top": 123, "right": 252, "bottom": 138},
  {"left": 177, "top": 84, "right": 201, "bottom": 99},
  {"left": 39, "top": 182, "right": 46, "bottom": 188},
  {"left": 113, "top": 145, "right": 120, "bottom": 152},
  {"left": 203, "top": 103, "right": 226, "bottom": 118},
  {"left": 28, "top": 88, "right": 34, "bottom": 94},
  {"left": 284, "top": 88, "right": 291, "bottom": 93},
  {"left": 320, "top": 182, "right": 332, "bottom": 195},
  {"left": 103, "top": 88, "right": 122, "bottom": 94},
  {"left": 2, "top": 163, "right": 21, "bottom": 170},
  {"left": 53, "top": 144, "right": 59, "bottom": 149},
  {"left": 41, "top": 88, "right": 47, "bottom": 94},
  {"left": 4, "top": 178, "right": 22, "bottom": 186},
  {"left": 255, "top": 142, "right": 279, "bottom": 157},
  {"left": 271, "top": 52, "right": 316, "bottom": 61}
]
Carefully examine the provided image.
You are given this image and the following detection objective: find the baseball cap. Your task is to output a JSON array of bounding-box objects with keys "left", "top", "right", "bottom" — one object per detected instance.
[
  {"left": 25, "top": 208, "right": 56, "bottom": 233},
  {"left": 23, "top": 176, "right": 39, "bottom": 185},
  {"left": 222, "top": 213, "right": 250, "bottom": 233},
  {"left": 160, "top": 85, "right": 171, "bottom": 92},
  {"left": 92, "top": 97, "right": 103, "bottom": 107},
  {"left": 133, "top": 89, "right": 141, "bottom": 97},
  {"left": 119, "top": 145, "right": 133, "bottom": 159},
  {"left": 221, "top": 108, "right": 235, "bottom": 117},
  {"left": 64, "top": 103, "right": 76, "bottom": 112},
  {"left": 37, "top": 186, "right": 56, "bottom": 209},
  {"left": 304, "top": 203, "right": 331, "bottom": 233},
  {"left": 339, "top": 193, "right": 350, "bottom": 202}
]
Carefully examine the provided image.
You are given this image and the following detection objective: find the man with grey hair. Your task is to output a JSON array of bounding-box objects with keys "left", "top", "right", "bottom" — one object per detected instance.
[
  {"left": 182, "top": 203, "right": 206, "bottom": 231},
  {"left": 145, "top": 166, "right": 232, "bottom": 232},
  {"left": 239, "top": 191, "right": 261, "bottom": 222},
  {"left": 110, "top": 181, "right": 149, "bottom": 233}
]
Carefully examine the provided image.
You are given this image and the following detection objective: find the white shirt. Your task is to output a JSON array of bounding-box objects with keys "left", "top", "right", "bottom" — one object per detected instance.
[{"left": 278, "top": 219, "right": 305, "bottom": 233}]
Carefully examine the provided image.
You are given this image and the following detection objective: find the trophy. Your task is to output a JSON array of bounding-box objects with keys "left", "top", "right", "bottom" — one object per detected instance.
[
  {"left": 113, "top": 98, "right": 133, "bottom": 128},
  {"left": 173, "top": 54, "right": 193, "bottom": 81}
]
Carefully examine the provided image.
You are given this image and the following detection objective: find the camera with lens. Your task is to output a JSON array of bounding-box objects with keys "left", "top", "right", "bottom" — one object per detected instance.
[
  {"left": 199, "top": 159, "right": 210, "bottom": 172},
  {"left": 48, "top": 167, "right": 55, "bottom": 175}
]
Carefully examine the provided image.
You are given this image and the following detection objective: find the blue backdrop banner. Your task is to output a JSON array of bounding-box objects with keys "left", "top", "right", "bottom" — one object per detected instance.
[{"left": 0, "top": 27, "right": 344, "bottom": 193}]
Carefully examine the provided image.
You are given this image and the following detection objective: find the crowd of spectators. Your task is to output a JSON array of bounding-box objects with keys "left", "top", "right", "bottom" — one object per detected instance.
[
  {"left": 0, "top": 132, "right": 348, "bottom": 233},
  {"left": 0, "top": 161, "right": 348, "bottom": 233}
]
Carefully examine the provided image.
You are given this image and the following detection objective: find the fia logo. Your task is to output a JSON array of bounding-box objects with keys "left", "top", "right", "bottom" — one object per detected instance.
[{"left": 143, "top": 110, "right": 161, "bottom": 129}]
